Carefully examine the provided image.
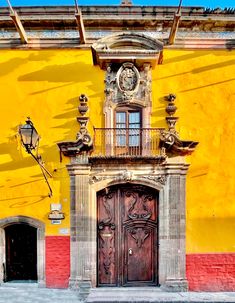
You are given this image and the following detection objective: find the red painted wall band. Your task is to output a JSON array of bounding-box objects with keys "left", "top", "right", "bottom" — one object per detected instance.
[
  {"left": 45, "top": 238, "right": 235, "bottom": 291},
  {"left": 186, "top": 253, "right": 235, "bottom": 291},
  {"left": 46, "top": 236, "right": 70, "bottom": 288}
]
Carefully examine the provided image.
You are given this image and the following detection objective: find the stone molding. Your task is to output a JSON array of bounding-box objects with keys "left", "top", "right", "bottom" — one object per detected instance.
[
  {"left": 89, "top": 172, "right": 167, "bottom": 188},
  {"left": 91, "top": 32, "right": 163, "bottom": 69}
]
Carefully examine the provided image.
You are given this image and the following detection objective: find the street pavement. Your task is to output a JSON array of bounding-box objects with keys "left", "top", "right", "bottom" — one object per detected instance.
[
  {"left": 1, "top": 283, "right": 235, "bottom": 303},
  {"left": 0, "top": 283, "right": 81, "bottom": 303}
]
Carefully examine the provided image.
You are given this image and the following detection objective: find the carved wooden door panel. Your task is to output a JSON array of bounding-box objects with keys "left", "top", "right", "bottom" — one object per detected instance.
[
  {"left": 97, "top": 190, "right": 117, "bottom": 286},
  {"left": 97, "top": 185, "right": 158, "bottom": 287},
  {"left": 122, "top": 188, "right": 157, "bottom": 286},
  {"left": 124, "top": 225, "right": 155, "bottom": 285}
]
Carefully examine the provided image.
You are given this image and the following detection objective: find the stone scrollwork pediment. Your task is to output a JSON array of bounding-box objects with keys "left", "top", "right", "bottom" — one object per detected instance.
[{"left": 92, "top": 32, "right": 163, "bottom": 69}]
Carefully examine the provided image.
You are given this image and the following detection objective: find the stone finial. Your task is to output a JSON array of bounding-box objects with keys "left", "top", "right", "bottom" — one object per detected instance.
[
  {"left": 57, "top": 93, "right": 93, "bottom": 159},
  {"left": 159, "top": 93, "right": 199, "bottom": 156},
  {"left": 78, "top": 94, "right": 88, "bottom": 116},
  {"left": 165, "top": 93, "right": 178, "bottom": 133},
  {"left": 166, "top": 93, "right": 177, "bottom": 116},
  {"left": 120, "top": 0, "right": 132, "bottom": 6}
]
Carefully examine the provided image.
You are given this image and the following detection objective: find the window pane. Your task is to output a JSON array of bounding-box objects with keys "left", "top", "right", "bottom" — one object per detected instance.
[
  {"left": 116, "top": 112, "right": 126, "bottom": 124},
  {"left": 129, "top": 128, "right": 140, "bottom": 146},
  {"left": 116, "top": 129, "right": 126, "bottom": 146},
  {"left": 129, "top": 112, "right": 140, "bottom": 124},
  {"left": 115, "top": 110, "right": 141, "bottom": 147}
]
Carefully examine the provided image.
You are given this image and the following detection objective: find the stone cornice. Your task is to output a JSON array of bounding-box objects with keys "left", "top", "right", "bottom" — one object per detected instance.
[{"left": 0, "top": 5, "right": 234, "bottom": 50}]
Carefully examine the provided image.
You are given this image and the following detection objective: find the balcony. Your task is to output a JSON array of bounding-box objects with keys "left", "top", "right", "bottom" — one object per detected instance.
[{"left": 91, "top": 128, "right": 164, "bottom": 158}]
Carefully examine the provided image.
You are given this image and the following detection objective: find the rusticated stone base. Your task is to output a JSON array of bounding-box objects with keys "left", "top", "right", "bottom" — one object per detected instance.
[{"left": 161, "top": 279, "right": 188, "bottom": 292}]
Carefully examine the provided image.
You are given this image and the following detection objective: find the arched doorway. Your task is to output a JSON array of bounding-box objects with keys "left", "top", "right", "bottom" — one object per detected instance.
[
  {"left": 97, "top": 184, "right": 158, "bottom": 286},
  {"left": 0, "top": 216, "right": 45, "bottom": 286},
  {"left": 5, "top": 223, "right": 37, "bottom": 281}
]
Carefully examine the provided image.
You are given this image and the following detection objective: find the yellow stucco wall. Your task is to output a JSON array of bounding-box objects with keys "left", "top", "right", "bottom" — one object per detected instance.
[
  {"left": 0, "top": 49, "right": 234, "bottom": 252},
  {"left": 152, "top": 50, "right": 235, "bottom": 253}
]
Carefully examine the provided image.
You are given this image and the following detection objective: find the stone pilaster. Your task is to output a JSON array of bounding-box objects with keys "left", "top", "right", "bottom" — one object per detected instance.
[
  {"left": 67, "top": 159, "right": 93, "bottom": 298},
  {"left": 160, "top": 162, "right": 189, "bottom": 291}
]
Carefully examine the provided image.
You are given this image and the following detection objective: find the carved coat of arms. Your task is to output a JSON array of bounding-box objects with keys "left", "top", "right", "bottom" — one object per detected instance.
[{"left": 117, "top": 62, "right": 140, "bottom": 94}]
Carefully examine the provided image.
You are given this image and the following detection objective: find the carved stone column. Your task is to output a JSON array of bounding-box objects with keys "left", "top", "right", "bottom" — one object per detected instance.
[
  {"left": 67, "top": 159, "right": 93, "bottom": 298},
  {"left": 160, "top": 162, "right": 189, "bottom": 291}
]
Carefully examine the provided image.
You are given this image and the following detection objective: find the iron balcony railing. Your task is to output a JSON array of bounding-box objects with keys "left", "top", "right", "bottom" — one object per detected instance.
[{"left": 92, "top": 128, "right": 164, "bottom": 157}]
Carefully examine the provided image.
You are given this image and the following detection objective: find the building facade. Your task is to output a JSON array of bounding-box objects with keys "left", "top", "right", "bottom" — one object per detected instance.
[{"left": 0, "top": 4, "right": 235, "bottom": 295}]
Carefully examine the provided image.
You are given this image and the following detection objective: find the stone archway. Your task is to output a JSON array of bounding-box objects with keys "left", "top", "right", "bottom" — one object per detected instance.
[
  {"left": 0, "top": 216, "right": 45, "bottom": 286},
  {"left": 67, "top": 160, "right": 189, "bottom": 297}
]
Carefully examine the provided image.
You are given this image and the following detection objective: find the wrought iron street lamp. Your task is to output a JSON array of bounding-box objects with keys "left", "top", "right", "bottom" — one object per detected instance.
[
  {"left": 19, "top": 117, "right": 53, "bottom": 197},
  {"left": 19, "top": 117, "right": 39, "bottom": 153}
]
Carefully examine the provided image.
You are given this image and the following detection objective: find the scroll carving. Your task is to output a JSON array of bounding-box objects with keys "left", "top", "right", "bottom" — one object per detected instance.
[
  {"left": 126, "top": 191, "right": 152, "bottom": 220},
  {"left": 89, "top": 171, "right": 135, "bottom": 184},
  {"left": 142, "top": 175, "right": 166, "bottom": 185},
  {"left": 98, "top": 192, "right": 116, "bottom": 230},
  {"left": 98, "top": 190, "right": 116, "bottom": 277},
  {"left": 99, "top": 231, "right": 114, "bottom": 275},
  {"left": 130, "top": 227, "right": 150, "bottom": 248}
]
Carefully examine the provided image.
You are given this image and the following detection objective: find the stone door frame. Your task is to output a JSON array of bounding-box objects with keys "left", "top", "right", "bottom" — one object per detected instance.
[
  {"left": 0, "top": 216, "right": 45, "bottom": 286},
  {"left": 67, "top": 159, "right": 189, "bottom": 296}
]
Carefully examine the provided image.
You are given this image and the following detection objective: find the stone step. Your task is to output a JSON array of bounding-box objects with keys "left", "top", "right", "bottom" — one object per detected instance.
[{"left": 86, "top": 288, "right": 235, "bottom": 303}]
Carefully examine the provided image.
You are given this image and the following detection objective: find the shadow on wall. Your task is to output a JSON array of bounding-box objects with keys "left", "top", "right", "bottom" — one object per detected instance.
[
  {"left": 0, "top": 52, "right": 55, "bottom": 77},
  {"left": 18, "top": 61, "right": 102, "bottom": 96},
  {"left": 180, "top": 77, "right": 235, "bottom": 93},
  {"left": 0, "top": 54, "right": 104, "bottom": 170},
  {"left": 188, "top": 217, "right": 235, "bottom": 252},
  {"left": 163, "top": 51, "right": 207, "bottom": 65},
  {"left": 0, "top": 142, "right": 61, "bottom": 172},
  {"left": 156, "top": 59, "right": 235, "bottom": 81}
]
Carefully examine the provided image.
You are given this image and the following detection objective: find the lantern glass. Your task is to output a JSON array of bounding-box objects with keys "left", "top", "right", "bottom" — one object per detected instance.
[{"left": 19, "top": 119, "right": 39, "bottom": 151}]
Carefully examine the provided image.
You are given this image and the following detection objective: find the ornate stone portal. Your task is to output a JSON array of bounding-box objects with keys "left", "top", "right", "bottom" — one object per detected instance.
[{"left": 58, "top": 33, "right": 198, "bottom": 298}]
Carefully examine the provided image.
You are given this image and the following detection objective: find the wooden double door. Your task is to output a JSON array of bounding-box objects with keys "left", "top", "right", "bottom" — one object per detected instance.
[{"left": 97, "top": 185, "right": 158, "bottom": 287}]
